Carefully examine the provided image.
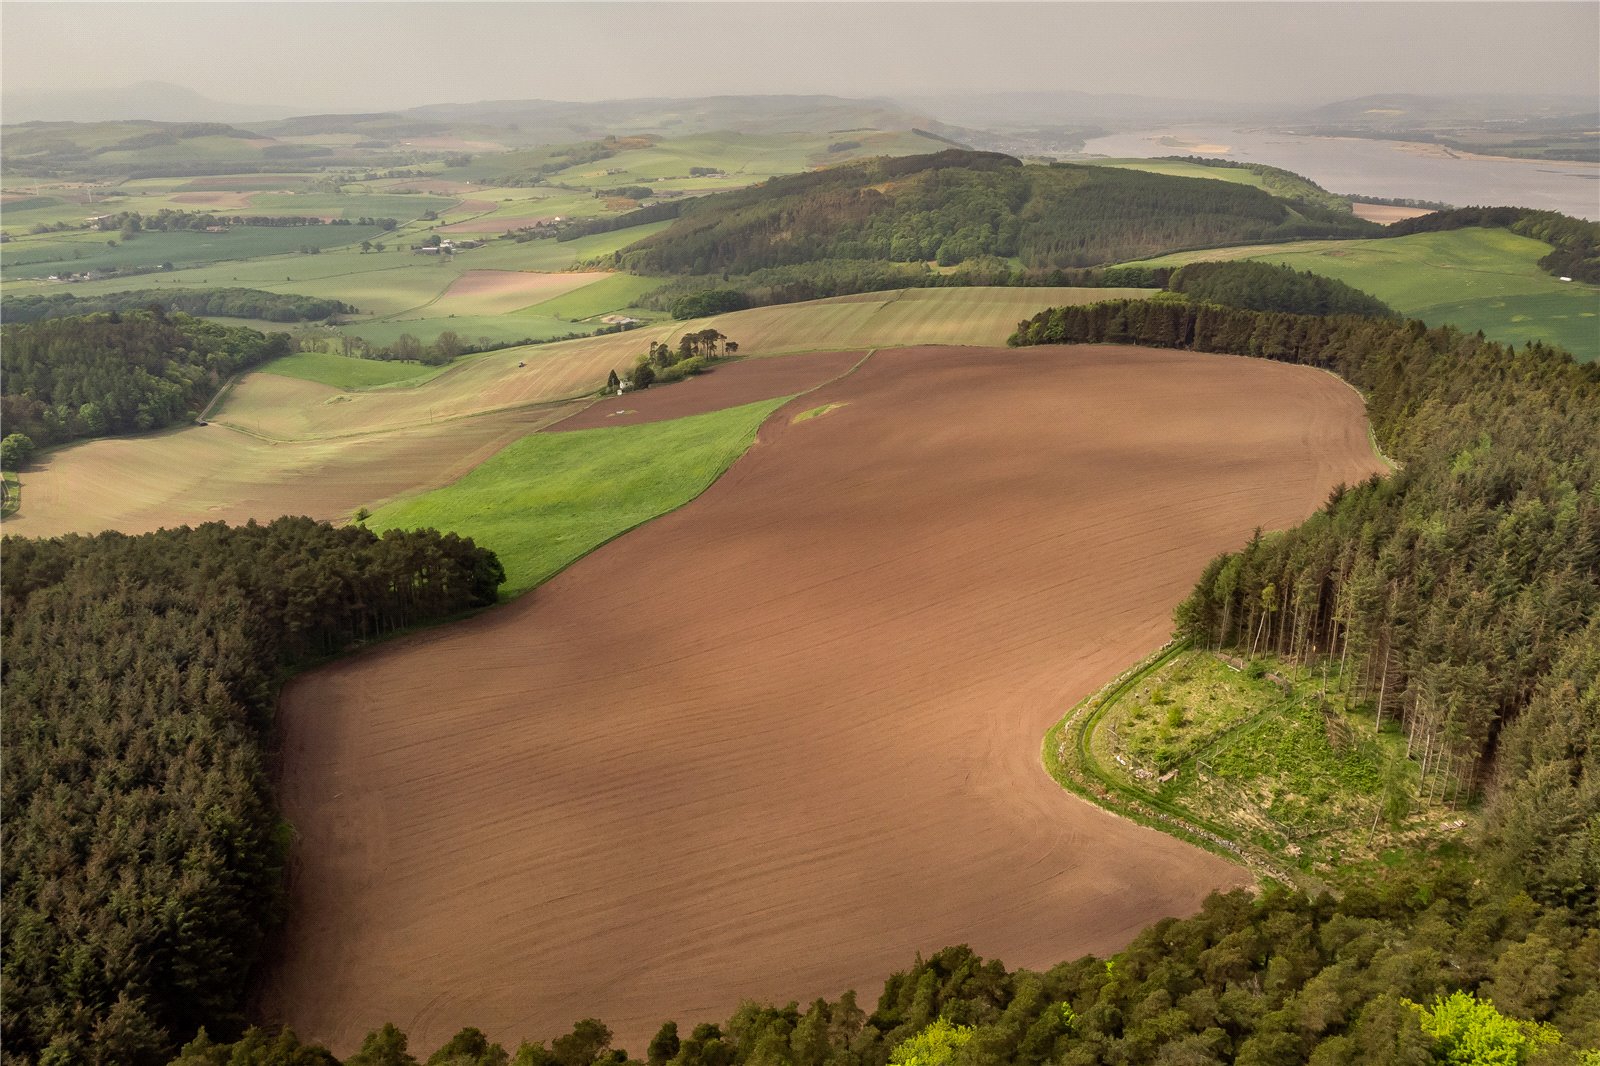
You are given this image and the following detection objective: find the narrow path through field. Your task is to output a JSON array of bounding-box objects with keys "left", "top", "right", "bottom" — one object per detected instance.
[{"left": 262, "top": 345, "right": 1386, "bottom": 1055}]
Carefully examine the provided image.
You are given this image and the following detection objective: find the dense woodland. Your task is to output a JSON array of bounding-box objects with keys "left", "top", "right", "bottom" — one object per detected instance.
[
  {"left": 1385, "top": 207, "right": 1600, "bottom": 284},
  {"left": 0, "top": 519, "right": 506, "bottom": 1065},
  {"left": 0, "top": 310, "right": 290, "bottom": 445},
  {"left": 1011, "top": 299, "right": 1600, "bottom": 911},
  {"left": 122, "top": 872, "right": 1600, "bottom": 1064},
  {"left": 2, "top": 287, "right": 356, "bottom": 324},
  {"left": 617, "top": 151, "right": 1377, "bottom": 275},
  {"left": 1164, "top": 262, "right": 1396, "bottom": 317}
]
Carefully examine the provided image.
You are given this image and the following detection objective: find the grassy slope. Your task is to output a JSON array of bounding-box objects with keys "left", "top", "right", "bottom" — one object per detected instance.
[
  {"left": 521, "top": 273, "right": 664, "bottom": 320},
  {"left": 1129, "top": 228, "right": 1599, "bottom": 361},
  {"left": 369, "top": 398, "right": 785, "bottom": 597},
  {"left": 259, "top": 351, "right": 444, "bottom": 389}
]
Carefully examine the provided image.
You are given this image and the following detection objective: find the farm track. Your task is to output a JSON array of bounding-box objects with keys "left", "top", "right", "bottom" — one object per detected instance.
[{"left": 261, "top": 344, "right": 1386, "bottom": 1055}]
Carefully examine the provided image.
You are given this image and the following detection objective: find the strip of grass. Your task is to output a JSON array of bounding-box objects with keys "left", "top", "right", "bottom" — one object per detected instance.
[
  {"left": 792, "top": 402, "right": 848, "bottom": 424},
  {"left": 368, "top": 397, "right": 785, "bottom": 597},
  {"left": 259, "top": 351, "right": 443, "bottom": 389},
  {"left": 2, "top": 472, "right": 20, "bottom": 519},
  {"left": 520, "top": 273, "right": 665, "bottom": 320}
]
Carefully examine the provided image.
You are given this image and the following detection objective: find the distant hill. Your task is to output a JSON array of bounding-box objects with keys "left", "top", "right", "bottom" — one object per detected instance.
[
  {"left": 618, "top": 149, "right": 1379, "bottom": 275},
  {"left": 2, "top": 80, "right": 295, "bottom": 124}
]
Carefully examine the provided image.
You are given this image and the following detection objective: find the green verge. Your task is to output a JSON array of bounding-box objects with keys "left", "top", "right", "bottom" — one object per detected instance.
[
  {"left": 368, "top": 397, "right": 786, "bottom": 598},
  {"left": 2, "top": 472, "right": 20, "bottom": 519}
]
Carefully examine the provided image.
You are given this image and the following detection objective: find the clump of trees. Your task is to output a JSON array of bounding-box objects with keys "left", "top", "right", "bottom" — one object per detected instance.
[
  {"left": 628, "top": 330, "right": 738, "bottom": 389},
  {"left": 1165, "top": 260, "right": 1396, "bottom": 317},
  {"left": 1, "top": 310, "right": 291, "bottom": 444},
  {"left": 1, "top": 518, "right": 504, "bottom": 1064},
  {"left": 2, "top": 287, "right": 356, "bottom": 325}
]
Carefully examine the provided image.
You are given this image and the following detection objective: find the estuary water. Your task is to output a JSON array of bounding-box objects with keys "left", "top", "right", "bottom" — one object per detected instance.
[{"left": 1080, "top": 127, "right": 1600, "bottom": 220}]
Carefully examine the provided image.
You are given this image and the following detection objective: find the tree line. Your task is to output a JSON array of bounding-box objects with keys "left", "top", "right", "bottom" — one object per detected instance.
[
  {"left": 1, "top": 310, "right": 291, "bottom": 446},
  {"left": 2, "top": 287, "right": 357, "bottom": 325},
  {"left": 1, "top": 518, "right": 505, "bottom": 1065},
  {"left": 1009, "top": 298, "right": 1599, "bottom": 910},
  {"left": 615, "top": 150, "right": 1378, "bottom": 276},
  {"left": 91, "top": 866, "right": 1600, "bottom": 1064},
  {"left": 640, "top": 260, "right": 1173, "bottom": 319}
]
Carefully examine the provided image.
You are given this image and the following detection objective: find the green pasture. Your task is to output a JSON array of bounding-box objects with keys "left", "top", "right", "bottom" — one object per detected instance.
[
  {"left": 0, "top": 226, "right": 669, "bottom": 317},
  {"left": 258, "top": 351, "right": 444, "bottom": 389},
  {"left": 1132, "top": 227, "right": 1600, "bottom": 361},
  {"left": 338, "top": 314, "right": 585, "bottom": 349},
  {"left": 1, "top": 224, "right": 385, "bottom": 279},
  {"left": 520, "top": 273, "right": 664, "bottom": 320},
  {"left": 369, "top": 397, "right": 785, "bottom": 597},
  {"left": 1089, "top": 159, "right": 1270, "bottom": 189}
]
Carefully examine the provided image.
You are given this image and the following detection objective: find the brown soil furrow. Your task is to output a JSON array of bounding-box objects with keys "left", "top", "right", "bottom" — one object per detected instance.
[{"left": 262, "top": 345, "right": 1385, "bottom": 1055}]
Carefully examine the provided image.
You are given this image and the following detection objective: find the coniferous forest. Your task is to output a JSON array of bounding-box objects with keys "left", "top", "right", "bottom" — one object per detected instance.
[{"left": 0, "top": 519, "right": 505, "bottom": 1064}]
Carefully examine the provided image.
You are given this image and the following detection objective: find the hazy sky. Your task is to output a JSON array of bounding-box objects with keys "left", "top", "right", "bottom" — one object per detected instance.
[{"left": 3, "top": 2, "right": 1596, "bottom": 113}]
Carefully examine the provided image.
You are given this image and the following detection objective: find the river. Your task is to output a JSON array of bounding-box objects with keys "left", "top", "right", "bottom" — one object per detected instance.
[{"left": 1081, "top": 127, "right": 1600, "bottom": 220}]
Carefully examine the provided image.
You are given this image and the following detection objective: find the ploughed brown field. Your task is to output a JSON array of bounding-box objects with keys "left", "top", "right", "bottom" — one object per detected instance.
[{"left": 263, "top": 345, "right": 1385, "bottom": 1054}]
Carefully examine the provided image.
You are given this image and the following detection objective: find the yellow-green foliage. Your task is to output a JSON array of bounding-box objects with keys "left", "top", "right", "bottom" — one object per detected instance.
[
  {"left": 1407, "top": 992, "right": 1559, "bottom": 1065},
  {"left": 888, "top": 1018, "right": 975, "bottom": 1066}
]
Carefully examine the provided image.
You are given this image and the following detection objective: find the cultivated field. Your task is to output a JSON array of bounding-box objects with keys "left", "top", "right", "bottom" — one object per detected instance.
[
  {"left": 6, "top": 288, "right": 1135, "bottom": 535},
  {"left": 2, "top": 405, "right": 580, "bottom": 538},
  {"left": 216, "top": 287, "right": 1147, "bottom": 441},
  {"left": 1131, "top": 227, "right": 1600, "bottom": 360},
  {"left": 262, "top": 344, "right": 1386, "bottom": 1055}
]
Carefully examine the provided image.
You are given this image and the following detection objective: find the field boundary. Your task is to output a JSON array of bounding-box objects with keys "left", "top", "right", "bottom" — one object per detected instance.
[{"left": 1041, "top": 640, "right": 1311, "bottom": 889}]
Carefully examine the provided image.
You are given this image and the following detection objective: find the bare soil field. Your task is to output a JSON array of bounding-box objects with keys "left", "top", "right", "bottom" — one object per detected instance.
[
  {"left": 262, "top": 345, "right": 1385, "bottom": 1055},
  {"left": 553, "top": 349, "right": 864, "bottom": 431},
  {"left": 431, "top": 269, "right": 612, "bottom": 315},
  {"left": 1, "top": 403, "right": 580, "bottom": 537},
  {"left": 1351, "top": 202, "right": 1435, "bottom": 224}
]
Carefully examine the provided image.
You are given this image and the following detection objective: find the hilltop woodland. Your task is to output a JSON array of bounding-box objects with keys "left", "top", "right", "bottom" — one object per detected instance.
[
  {"left": 0, "top": 310, "right": 290, "bottom": 447},
  {"left": 0, "top": 519, "right": 506, "bottom": 1065},
  {"left": 616, "top": 151, "right": 1377, "bottom": 276}
]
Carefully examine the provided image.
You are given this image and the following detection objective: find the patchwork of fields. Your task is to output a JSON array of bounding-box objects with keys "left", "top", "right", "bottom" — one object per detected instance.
[{"left": 4, "top": 287, "right": 1140, "bottom": 536}]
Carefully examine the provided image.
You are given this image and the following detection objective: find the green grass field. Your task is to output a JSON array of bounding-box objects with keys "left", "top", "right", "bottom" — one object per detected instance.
[
  {"left": 1131, "top": 227, "right": 1599, "bottom": 361},
  {"left": 339, "top": 314, "right": 587, "bottom": 349},
  {"left": 2, "top": 224, "right": 385, "bottom": 279},
  {"left": 369, "top": 398, "right": 785, "bottom": 596},
  {"left": 520, "top": 273, "right": 664, "bottom": 320},
  {"left": 259, "top": 351, "right": 445, "bottom": 389}
]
